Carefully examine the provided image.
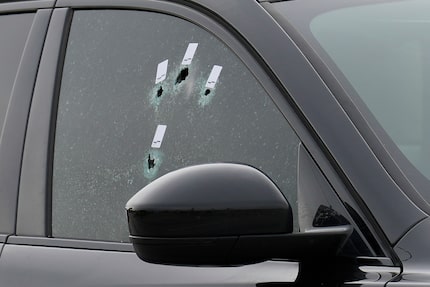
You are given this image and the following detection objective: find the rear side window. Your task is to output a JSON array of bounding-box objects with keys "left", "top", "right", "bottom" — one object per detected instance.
[
  {"left": 52, "top": 10, "right": 300, "bottom": 242},
  {"left": 0, "top": 12, "right": 34, "bottom": 234}
]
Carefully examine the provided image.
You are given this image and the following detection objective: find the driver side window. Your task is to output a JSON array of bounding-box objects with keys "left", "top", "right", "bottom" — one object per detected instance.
[{"left": 52, "top": 9, "right": 300, "bottom": 242}]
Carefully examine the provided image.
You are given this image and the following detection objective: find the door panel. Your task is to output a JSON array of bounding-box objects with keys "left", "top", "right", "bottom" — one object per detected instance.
[
  {"left": 9, "top": 2, "right": 400, "bottom": 287},
  {"left": 0, "top": 242, "right": 298, "bottom": 286},
  {"left": 10, "top": 4, "right": 302, "bottom": 287}
]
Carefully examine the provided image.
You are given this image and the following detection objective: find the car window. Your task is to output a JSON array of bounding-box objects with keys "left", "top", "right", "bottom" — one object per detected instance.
[
  {"left": 52, "top": 10, "right": 300, "bottom": 242},
  {"left": 0, "top": 13, "right": 34, "bottom": 140},
  {"left": 0, "top": 12, "right": 35, "bottom": 234}
]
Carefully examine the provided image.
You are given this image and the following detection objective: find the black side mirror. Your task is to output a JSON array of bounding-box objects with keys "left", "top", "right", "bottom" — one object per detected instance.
[{"left": 126, "top": 163, "right": 352, "bottom": 266}]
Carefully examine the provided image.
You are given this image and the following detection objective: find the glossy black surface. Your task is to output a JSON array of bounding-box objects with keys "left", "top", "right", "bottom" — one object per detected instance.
[
  {"left": 127, "top": 163, "right": 292, "bottom": 237},
  {"left": 131, "top": 225, "right": 353, "bottom": 266},
  {"left": 127, "top": 163, "right": 354, "bottom": 265},
  {"left": 0, "top": 241, "right": 299, "bottom": 286}
]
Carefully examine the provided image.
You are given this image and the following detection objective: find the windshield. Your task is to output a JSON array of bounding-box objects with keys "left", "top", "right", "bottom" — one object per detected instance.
[{"left": 273, "top": 0, "right": 430, "bottom": 200}]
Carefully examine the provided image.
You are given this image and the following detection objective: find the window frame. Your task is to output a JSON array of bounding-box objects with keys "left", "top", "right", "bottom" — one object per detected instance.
[
  {"left": 263, "top": 1, "right": 427, "bottom": 244},
  {"left": 0, "top": 6, "right": 53, "bottom": 236},
  {"left": 51, "top": 8, "right": 304, "bottom": 242}
]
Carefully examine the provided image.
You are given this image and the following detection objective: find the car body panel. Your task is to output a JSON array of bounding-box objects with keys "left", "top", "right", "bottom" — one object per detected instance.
[
  {"left": 7, "top": 3, "right": 303, "bottom": 286},
  {"left": 390, "top": 217, "right": 430, "bottom": 286},
  {"left": 177, "top": 0, "right": 427, "bottom": 245},
  {"left": 261, "top": 0, "right": 430, "bottom": 238},
  {"left": 21, "top": 0, "right": 422, "bottom": 247},
  {"left": 0, "top": 235, "right": 7, "bottom": 258},
  {"left": 0, "top": 0, "right": 54, "bottom": 12},
  {"left": 53, "top": 0, "right": 423, "bottom": 245},
  {"left": 0, "top": 237, "right": 299, "bottom": 286}
]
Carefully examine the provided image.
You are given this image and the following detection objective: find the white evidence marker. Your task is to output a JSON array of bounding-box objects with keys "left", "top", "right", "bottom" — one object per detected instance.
[
  {"left": 181, "top": 43, "right": 199, "bottom": 65},
  {"left": 155, "top": 60, "right": 169, "bottom": 84},
  {"left": 205, "top": 65, "right": 223, "bottom": 89},
  {"left": 151, "top": 125, "right": 167, "bottom": 148}
]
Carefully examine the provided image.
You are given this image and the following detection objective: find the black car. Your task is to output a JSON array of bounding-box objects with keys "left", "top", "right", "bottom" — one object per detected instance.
[{"left": 1, "top": 0, "right": 429, "bottom": 286}]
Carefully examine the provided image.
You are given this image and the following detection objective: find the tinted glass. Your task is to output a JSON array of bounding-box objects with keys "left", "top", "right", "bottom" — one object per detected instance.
[
  {"left": 0, "top": 12, "right": 34, "bottom": 234},
  {"left": 53, "top": 10, "right": 300, "bottom": 242},
  {"left": 0, "top": 13, "right": 34, "bottom": 138}
]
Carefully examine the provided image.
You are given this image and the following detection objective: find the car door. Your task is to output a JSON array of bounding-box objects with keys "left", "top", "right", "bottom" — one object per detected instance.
[
  {"left": 0, "top": 2, "right": 299, "bottom": 286},
  {"left": 0, "top": 1, "right": 401, "bottom": 286}
]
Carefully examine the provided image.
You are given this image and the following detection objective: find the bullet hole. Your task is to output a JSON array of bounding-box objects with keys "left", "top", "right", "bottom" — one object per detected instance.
[
  {"left": 175, "top": 68, "right": 189, "bottom": 84},
  {"left": 204, "top": 89, "right": 211, "bottom": 96},
  {"left": 148, "top": 154, "right": 156, "bottom": 169},
  {"left": 157, "top": 86, "right": 163, "bottom": 97}
]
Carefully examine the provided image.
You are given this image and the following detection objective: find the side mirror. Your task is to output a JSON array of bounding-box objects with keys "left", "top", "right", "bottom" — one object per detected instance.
[{"left": 126, "top": 163, "right": 352, "bottom": 266}]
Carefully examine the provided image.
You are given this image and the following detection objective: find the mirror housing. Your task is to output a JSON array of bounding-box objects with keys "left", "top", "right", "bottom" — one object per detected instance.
[{"left": 126, "top": 163, "right": 352, "bottom": 266}]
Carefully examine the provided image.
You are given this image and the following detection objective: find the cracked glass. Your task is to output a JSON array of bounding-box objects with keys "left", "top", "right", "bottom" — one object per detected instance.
[{"left": 52, "top": 10, "right": 300, "bottom": 242}]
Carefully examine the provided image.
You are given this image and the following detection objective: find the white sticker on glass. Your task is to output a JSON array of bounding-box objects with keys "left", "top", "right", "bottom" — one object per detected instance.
[
  {"left": 155, "top": 60, "right": 168, "bottom": 84},
  {"left": 151, "top": 125, "right": 167, "bottom": 148},
  {"left": 181, "top": 43, "right": 199, "bottom": 65},
  {"left": 205, "top": 65, "right": 223, "bottom": 89}
]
